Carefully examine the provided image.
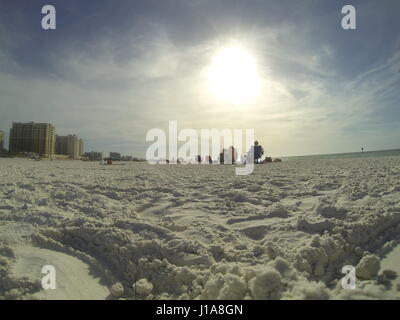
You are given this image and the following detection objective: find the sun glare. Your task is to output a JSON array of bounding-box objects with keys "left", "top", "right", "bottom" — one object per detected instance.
[{"left": 207, "top": 45, "right": 261, "bottom": 104}]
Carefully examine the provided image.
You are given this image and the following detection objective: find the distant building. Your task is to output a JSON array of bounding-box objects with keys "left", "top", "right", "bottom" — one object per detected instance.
[
  {"left": 121, "top": 155, "right": 133, "bottom": 161},
  {"left": 9, "top": 122, "right": 56, "bottom": 157},
  {"left": 56, "top": 136, "right": 68, "bottom": 155},
  {"left": 79, "top": 139, "right": 84, "bottom": 158},
  {"left": 83, "top": 151, "right": 103, "bottom": 161},
  {"left": 56, "top": 135, "right": 84, "bottom": 159},
  {"left": 0, "top": 130, "right": 4, "bottom": 152},
  {"left": 84, "top": 151, "right": 102, "bottom": 161},
  {"left": 110, "top": 152, "right": 122, "bottom": 161}
]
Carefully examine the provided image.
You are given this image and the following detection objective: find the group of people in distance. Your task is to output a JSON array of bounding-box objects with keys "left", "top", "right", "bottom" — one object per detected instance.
[{"left": 195, "top": 140, "right": 268, "bottom": 165}]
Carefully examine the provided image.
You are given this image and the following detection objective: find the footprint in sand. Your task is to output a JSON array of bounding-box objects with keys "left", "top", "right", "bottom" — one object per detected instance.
[{"left": 11, "top": 246, "right": 109, "bottom": 300}]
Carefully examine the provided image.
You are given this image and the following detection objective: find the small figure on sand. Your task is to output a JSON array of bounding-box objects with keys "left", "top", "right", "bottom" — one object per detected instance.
[{"left": 248, "top": 141, "right": 264, "bottom": 163}]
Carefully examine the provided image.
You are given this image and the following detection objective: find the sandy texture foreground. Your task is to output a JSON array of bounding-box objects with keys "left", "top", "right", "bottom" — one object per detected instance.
[{"left": 0, "top": 157, "right": 400, "bottom": 300}]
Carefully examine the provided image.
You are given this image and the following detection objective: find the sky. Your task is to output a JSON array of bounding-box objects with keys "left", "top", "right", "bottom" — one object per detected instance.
[{"left": 0, "top": 0, "right": 399, "bottom": 157}]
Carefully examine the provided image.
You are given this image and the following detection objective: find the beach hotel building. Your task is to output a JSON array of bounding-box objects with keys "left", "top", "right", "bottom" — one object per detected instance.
[
  {"left": 0, "top": 130, "right": 4, "bottom": 152},
  {"left": 9, "top": 122, "right": 56, "bottom": 158},
  {"left": 56, "top": 135, "right": 84, "bottom": 159},
  {"left": 79, "top": 138, "right": 84, "bottom": 159}
]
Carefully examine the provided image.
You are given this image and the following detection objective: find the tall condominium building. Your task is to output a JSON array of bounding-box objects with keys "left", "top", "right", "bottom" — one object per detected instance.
[
  {"left": 56, "top": 135, "right": 84, "bottom": 159},
  {"left": 79, "top": 138, "right": 84, "bottom": 158},
  {"left": 0, "top": 130, "right": 4, "bottom": 151},
  {"left": 9, "top": 122, "right": 56, "bottom": 157}
]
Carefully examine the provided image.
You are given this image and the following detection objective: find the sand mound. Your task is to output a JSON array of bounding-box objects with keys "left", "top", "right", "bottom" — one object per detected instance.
[
  {"left": 10, "top": 246, "right": 109, "bottom": 300},
  {"left": 356, "top": 255, "right": 380, "bottom": 280}
]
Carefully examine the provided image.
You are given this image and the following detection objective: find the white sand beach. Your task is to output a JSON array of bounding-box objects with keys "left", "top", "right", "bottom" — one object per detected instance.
[{"left": 0, "top": 157, "right": 399, "bottom": 300}]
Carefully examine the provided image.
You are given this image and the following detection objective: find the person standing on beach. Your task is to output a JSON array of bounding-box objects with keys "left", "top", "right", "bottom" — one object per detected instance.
[{"left": 248, "top": 141, "right": 264, "bottom": 163}]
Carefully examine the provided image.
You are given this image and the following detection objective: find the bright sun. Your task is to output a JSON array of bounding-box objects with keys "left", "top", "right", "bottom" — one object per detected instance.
[{"left": 207, "top": 45, "right": 261, "bottom": 104}]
